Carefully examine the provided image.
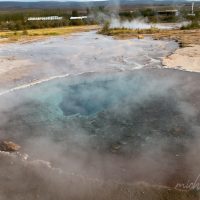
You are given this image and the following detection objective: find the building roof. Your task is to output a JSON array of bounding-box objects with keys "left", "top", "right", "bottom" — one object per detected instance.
[
  {"left": 70, "top": 16, "right": 88, "bottom": 20},
  {"left": 28, "top": 16, "right": 63, "bottom": 21},
  {"left": 157, "top": 10, "right": 178, "bottom": 13}
]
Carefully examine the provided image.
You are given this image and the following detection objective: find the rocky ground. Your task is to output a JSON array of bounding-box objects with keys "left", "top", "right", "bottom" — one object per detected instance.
[
  {"left": 0, "top": 28, "right": 200, "bottom": 199},
  {"left": 108, "top": 28, "right": 200, "bottom": 73},
  {"left": 163, "top": 45, "right": 200, "bottom": 72},
  {"left": 153, "top": 29, "right": 200, "bottom": 73},
  {"left": 0, "top": 150, "right": 199, "bottom": 200}
]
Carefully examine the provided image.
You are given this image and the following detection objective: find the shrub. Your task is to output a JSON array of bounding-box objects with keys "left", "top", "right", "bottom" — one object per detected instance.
[
  {"left": 99, "top": 21, "right": 111, "bottom": 35},
  {"left": 22, "top": 29, "right": 28, "bottom": 35},
  {"left": 181, "top": 21, "right": 200, "bottom": 30}
]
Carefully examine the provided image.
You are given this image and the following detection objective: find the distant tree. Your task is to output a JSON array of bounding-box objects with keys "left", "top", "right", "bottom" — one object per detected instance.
[
  {"left": 0, "top": 8, "right": 95, "bottom": 31},
  {"left": 86, "top": 8, "right": 90, "bottom": 15},
  {"left": 72, "top": 10, "right": 78, "bottom": 17},
  {"left": 15, "top": 21, "right": 23, "bottom": 30},
  {"left": 98, "top": 6, "right": 105, "bottom": 12},
  {"left": 99, "top": 21, "right": 111, "bottom": 35},
  {"left": 22, "top": 29, "right": 28, "bottom": 35},
  {"left": 69, "top": 19, "right": 84, "bottom": 26},
  {"left": 140, "top": 8, "right": 156, "bottom": 17}
]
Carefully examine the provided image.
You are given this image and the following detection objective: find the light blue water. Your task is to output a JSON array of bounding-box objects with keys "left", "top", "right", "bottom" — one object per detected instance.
[
  {"left": 3, "top": 71, "right": 170, "bottom": 121},
  {"left": 0, "top": 70, "right": 191, "bottom": 142}
]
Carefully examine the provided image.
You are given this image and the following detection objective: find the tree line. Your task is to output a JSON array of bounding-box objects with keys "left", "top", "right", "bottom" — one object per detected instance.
[
  {"left": 0, "top": 8, "right": 94, "bottom": 31},
  {"left": 0, "top": 7, "right": 199, "bottom": 31}
]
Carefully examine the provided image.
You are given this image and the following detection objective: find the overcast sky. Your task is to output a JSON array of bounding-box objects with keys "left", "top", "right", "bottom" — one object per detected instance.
[
  {"left": 0, "top": 0, "right": 107, "bottom": 1},
  {"left": 0, "top": 0, "right": 106, "bottom": 1},
  {"left": 0, "top": 0, "right": 197, "bottom": 1}
]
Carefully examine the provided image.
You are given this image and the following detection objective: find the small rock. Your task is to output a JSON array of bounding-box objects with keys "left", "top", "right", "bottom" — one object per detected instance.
[
  {"left": 0, "top": 141, "right": 21, "bottom": 152},
  {"left": 111, "top": 144, "right": 121, "bottom": 153}
]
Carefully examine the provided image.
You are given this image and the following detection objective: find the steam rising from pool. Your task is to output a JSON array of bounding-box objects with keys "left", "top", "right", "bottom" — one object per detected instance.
[
  {"left": 110, "top": 18, "right": 172, "bottom": 29},
  {"left": 110, "top": 18, "right": 191, "bottom": 30}
]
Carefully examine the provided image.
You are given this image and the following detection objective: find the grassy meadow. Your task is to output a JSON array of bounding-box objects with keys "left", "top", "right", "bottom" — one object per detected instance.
[{"left": 0, "top": 25, "right": 98, "bottom": 43}]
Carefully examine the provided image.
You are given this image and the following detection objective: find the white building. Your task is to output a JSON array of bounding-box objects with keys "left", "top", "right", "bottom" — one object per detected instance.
[
  {"left": 70, "top": 16, "right": 88, "bottom": 20},
  {"left": 27, "top": 16, "right": 63, "bottom": 21},
  {"left": 157, "top": 10, "right": 179, "bottom": 17}
]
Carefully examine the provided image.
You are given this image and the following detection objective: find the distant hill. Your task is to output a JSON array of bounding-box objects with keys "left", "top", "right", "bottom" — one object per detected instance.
[
  {"left": 0, "top": 1, "right": 104, "bottom": 9},
  {"left": 0, "top": 0, "right": 199, "bottom": 10}
]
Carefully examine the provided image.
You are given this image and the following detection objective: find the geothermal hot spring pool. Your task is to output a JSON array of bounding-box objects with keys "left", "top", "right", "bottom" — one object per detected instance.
[{"left": 0, "top": 31, "right": 200, "bottom": 199}]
